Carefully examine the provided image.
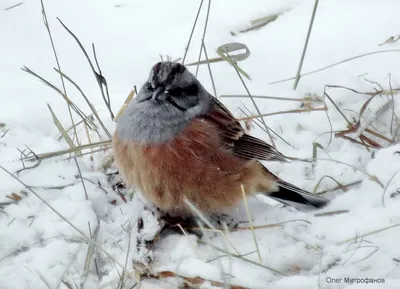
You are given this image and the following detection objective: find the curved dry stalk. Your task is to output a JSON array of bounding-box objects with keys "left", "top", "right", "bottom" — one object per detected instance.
[
  {"left": 313, "top": 175, "right": 348, "bottom": 194},
  {"left": 57, "top": 18, "right": 114, "bottom": 120}
]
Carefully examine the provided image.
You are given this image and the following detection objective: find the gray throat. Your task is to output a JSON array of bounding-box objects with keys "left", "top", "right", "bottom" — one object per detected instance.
[{"left": 116, "top": 100, "right": 189, "bottom": 144}]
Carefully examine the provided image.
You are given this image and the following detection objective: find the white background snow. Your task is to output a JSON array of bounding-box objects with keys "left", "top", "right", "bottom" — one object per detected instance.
[{"left": 1, "top": 0, "right": 400, "bottom": 288}]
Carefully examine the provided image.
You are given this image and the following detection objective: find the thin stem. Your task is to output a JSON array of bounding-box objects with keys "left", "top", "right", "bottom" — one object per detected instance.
[
  {"left": 195, "top": 0, "right": 212, "bottom": 77},
  {"left": 293, "top": 0, "right": 319, "bottom": 90},
  {"left": 202, "top": 40, "right": 217, "bottom": 97},
  {"left": 182, "top": 0, "right": 205, "bottom": 64},
  {"left": 225, "top": 52, "right": 276, "bottom": 148}
]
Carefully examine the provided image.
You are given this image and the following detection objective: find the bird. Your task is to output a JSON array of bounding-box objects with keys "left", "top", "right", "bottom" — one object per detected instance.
[{"left": 113, "top": 61, "right": 329, "bottom": 217}]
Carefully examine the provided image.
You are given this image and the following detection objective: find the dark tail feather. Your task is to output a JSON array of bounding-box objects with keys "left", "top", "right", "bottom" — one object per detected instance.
[{"left": 267, "top": 181, "right": 329, "bottom": 210}]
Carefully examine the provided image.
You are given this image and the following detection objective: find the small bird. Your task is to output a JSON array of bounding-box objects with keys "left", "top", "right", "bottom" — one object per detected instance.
[{"left": 113, "top": 62, "right": 328, "bottom": 216}]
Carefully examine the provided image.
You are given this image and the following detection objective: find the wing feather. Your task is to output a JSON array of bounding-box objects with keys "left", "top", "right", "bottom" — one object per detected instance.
[{"left": 203, "top": 97, "right": 286, "bottom": 162}]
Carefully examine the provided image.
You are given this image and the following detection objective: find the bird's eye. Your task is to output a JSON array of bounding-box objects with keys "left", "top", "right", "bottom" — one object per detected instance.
[
  {"left": 185, "top": 84, "right": 198, "bottom": 95},
  {"left": 165, "top": 87, "right": 183, "bottom": 97},
  {"left": 147, "top": 83, "right": 154, "bottom": 92}
]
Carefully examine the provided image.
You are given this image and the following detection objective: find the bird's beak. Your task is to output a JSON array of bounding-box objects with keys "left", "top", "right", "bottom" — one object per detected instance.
[{"left": 152, "top": 86, "right": 166, "bottom": 101}]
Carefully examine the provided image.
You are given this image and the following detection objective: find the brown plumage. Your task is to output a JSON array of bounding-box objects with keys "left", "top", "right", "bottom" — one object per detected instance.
[{"left": 113, "top": 61, "right": 329, "bottom": 216}]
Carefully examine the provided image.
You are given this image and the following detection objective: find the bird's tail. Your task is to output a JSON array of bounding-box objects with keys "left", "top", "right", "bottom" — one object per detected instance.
[{"left": 266, "top": 180, "right": 329, "bottom": 210}]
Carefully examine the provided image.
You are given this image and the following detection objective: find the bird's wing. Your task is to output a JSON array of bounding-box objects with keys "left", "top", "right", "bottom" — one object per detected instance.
[{"left": 203, "top": 97, "right": 287, "bottom": 162}]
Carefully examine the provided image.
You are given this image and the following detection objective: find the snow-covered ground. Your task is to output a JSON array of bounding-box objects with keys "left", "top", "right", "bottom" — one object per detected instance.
[{"left": 1, "top": 0, "right": 400, "bottom": 288}]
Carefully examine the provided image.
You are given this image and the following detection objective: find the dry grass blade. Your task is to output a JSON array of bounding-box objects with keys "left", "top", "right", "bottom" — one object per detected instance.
[
  {"left": 182, "top": 0, "right": 205, "bottom": 64},
  {"left": 239, "top": 104, "right": 296, "bottom": 149},
  {"left": 31, "top": 269, "right": 53, "bottom": 289},
  {"left": 197, "top": 239, "right": 287, "bottom": 276},
  {"left": 54, "top": 68, "right": 112, "bottom": 139},
  {"left": 217, "top": 45, "right": 250, "bottom": 80},
  {"left": 231, "top": 13, "right": 281, "bottom": 35},
  {"left": 73, "top": 155, "right": 89, "bottom": 200},
  {"left": 381, "top": 167, "right": 400, "bottom": 207},
  {"left": 47, "top": 103, "right": 76, "bottom": 150},
  {"left": 183, "top": 197, "right": 241, "bottom": 255},
  {"left": 21, "top": 66, "right": 96, "bottom": 129},
  {"left": 225, "top": 52, "right": 276, "bottom": 148},
  {"left": 1, "top": 129, "right": 9, "bottom": 139},
  {"left": 40, "top": 0, "right": 82, "bottom": 146},
  {"left": 57, "top": 18, "right": 114, "bottom": 120},
  {"left": 140, "top": 270, "right": 248, "bottom": 289},
  {"left": 57, "top": 115, "right": 96, "bottom": 141},
  {"left": 25, "top": 140, "right": 111, "bottom": 161},
  {"left": 187, "top": 42, "right": 250, "bottom": 67},
  {"left": 311, "top": 142, "right": 326, "bottom": 174},
  {"left": 323, "top": 86, "right": 383, "bottom": 149},
  {"left": 365, "top": 128, "right": 392, "bottom": 144},
  {"left": 47, "top": 104, "right": 89, "bottom": 199},
  {"left": 316, "top": 180, "right": 362, "bottom": 195},
  {"left": 115, "top": 90, "right": 135, "bottom": 122},
  {"left": 4, "top": 2, "right": 24, "bottom": 11},
  {"left": 387, "top": 74, "right": 399, "bottom": 142},
  {"left": 116, "top": 222, "right": 133, "bottom": 289},
  {"left": 80, "top": 219, "right": 100, "bottom": 289},
  {"left": 92, "top": 43, "right": 113, "bottom": 119},
  {"left": 323, "top": 88, "right": 350, "bottom": 124},
  {"left": 238, "top": 107, "right": 326, "bottom": 121},
  {"left": 202, "top": 40, "right": 218, "bottom": 97},
  {"left": 336, "top": 222, "right": 400, "bottom": 245},
  {"left": 336, "top": 131, "right": 380, "bottom": 149},
  {"left": 270, "top": 49, "right": 400, "bottom": 84},
  {"left": 309, "top": 157, "right": 384, "bottom": 187},
  {"left": 355, "top": 100, "right": 394, "bottom": 146},
  {"left": 314, "top": 210, "right": 349, "bottom": 217},
  {"left": 325, "top": 84, "right": 393, "bottom": 148},
  {"left": 293, "top": 0, "right": 319, "bottom": 89},
  {"left": 313, "top": 175, "right": 348, "bottom": 194},
  {"left": 57, "top": 244, "right": 84, "bottom": 289},
  {"left": 325, "top": 84, "right": 400, "bottom": 97},
  {"left": 240, "top": 185, "right": 262, "bottom": 262},
  {"left": 379, "top": 34, "right": 400, "bottom": 46},
  {"left": 221, "top": 94, "right": 320, "bottom": 102},
  {"left": 358, "top": 93, "right": 380, "bottom": 126},
  {"left": 194, "top": 0, "right": 212, "bottom": 77},
  {"left": 233, "top": 219, "right": 311, "bottom": 231}
]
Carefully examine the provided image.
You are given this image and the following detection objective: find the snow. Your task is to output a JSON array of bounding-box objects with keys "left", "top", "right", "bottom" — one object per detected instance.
[{"left": 1, "top": 0, "right": 400, "bottom": 288}]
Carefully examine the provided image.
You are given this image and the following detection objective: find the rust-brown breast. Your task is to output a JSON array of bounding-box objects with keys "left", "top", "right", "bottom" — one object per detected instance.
[{"left": 112, "top": 118, "right": 275, "bottom": 215}]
